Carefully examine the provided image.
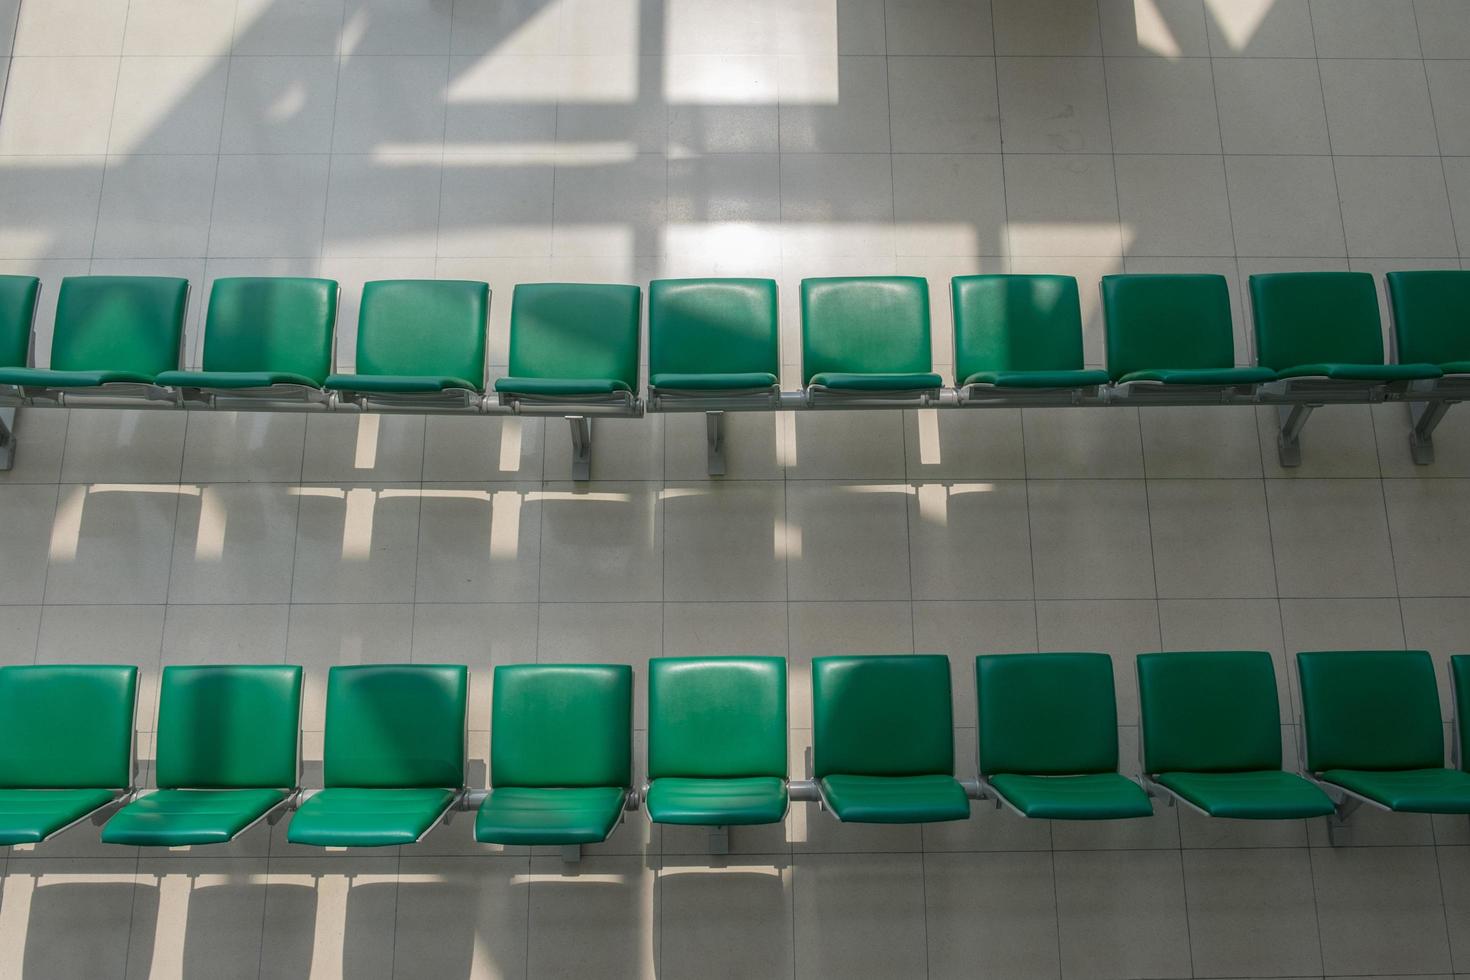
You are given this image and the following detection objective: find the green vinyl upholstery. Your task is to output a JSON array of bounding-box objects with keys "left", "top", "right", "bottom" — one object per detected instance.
[
  {"left": 1386, "top": 270, "right": 1470, "bottom": 374},
  {"left": 811, "top": 655, "right": 968, "bottom": 823},
  {"left": 1250, "top": 272, "right": 1440, "bottom": 383},
  {"left": 1297, "top": 650, "right": 1470, "bottom": 813},
  {"left": 324, "top": 280, "right": 488, "bottom": 395},
  {"left": 975, "top": 653, "right": 1151, "bottom": 820},
  {"left": 1137, "top": 652, "right": 1333, "bottom": 819},
  {"left": 648, "top": 278, "right": 779, "bottom": 392},
  {"left": 0, "top": 277, "right": 188, "bottom": 389},
  {"left": 1455, "top": 655, "right": 1470, "bottom": 770},
  {"left": 288, "top": 665, "right": 467, "bottom": 847},
  {"left": 155, "top": 277, "right": 337, "bottom": 391},
  {"left": 103, "top": 665, "right": 302, "bottom": 846},
  {"left": 476, "top": 664, "right": 632, "bottom": 846},
  {"left": 646, "top": 657, "right": 787, "bottom": 825},
  {"left": 952, "top": 274, "right": 1108, "bottom": 389},
  {"left": 0, "top": 665, "right": 137, "bottom": 845},
  {"left": 1101, "top": 274, "right": 1274, "bottom": 386},
  {"left": 0, "top": 275, "right": 40, "bottom": 368},
  {"left": 495, "top": 283, "right": 641, "bottom": 399},
  {"left": 801, "top": 277, "right": 943, "bottom": 392}
]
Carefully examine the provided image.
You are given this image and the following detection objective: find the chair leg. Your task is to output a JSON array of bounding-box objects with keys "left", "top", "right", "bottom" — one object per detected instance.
[
  {"left": 0, "top": 407, "right": 16, "bottom": 472},
  {"left": 1276, "top": 403, "right": 1316, "bottom": 467},
  {"left": 706, "top": 411, "right": 726, "bottom": 476},
  {"left": 567, "top": 415, "right": 591, "bottom": 481},
  {"left": 1408, "top": 400, "right": 1453, "bottom": 465},
  {"left": 1326, "top": 797, "right": 1361, "bottom": 847}
]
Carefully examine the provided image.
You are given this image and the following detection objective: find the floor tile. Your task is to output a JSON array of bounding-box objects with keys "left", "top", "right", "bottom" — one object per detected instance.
[
  {"left": 93, "top": 156, "right": 218, "bottom": 260},
  {"left": 1115, "top": 154, "right": 1234, "bottom": 257},
  {"left": 1183, "top": 847, "right": 1322, "bottom": 978},
  {"left": 413, "top": 484, "right": 542, "bottom": 603},
  {"left": 1105, "top": 57, "right": 1221, "bottom": 154},
  {"left": 290, "top": 485, "right": 422, "bottom": 603},
  {"left": 0, "top": 484, "right": 57, "bottom": 605},
  {"left": 1266, "top": 478, "right": 1397, "bottom": 598},
  {"left": 1148, "top": 479, "right": 1276, "bottom": 599},
  {"left": 0, "top": 860, "right": 142, "bottom": 979},
  {"left": 792, "top": 853, "right": 927, "bottom": 979},
  {"left": 1098, "top": 0, "right": 1209, "bottom": 56},
  {"left": 256, "top": 856, "right": 400, "bottom": 979},
  {"left": 12, "top": 0, "right": 128, "bottom": 54},
  {"left": 924, "top": 851, "right": 1060, "bottom": 980},
  {"left": 1053, "top": 848, "right": 1192, "bottom": 980},
  {"left": 778, "top": 56, "right": 890, "bottom": 153},
  {"left": 1225, "top": 155, "right": 1346, "bottom": 257},
  {"left": 1035, "top": 599, "right": 1161, "bottom": 723},
  {"left": 537, "top": 483, "right": 662, "bottom": 602},
  {"left": 1310, "top": 0, "right": 1424, "bottom": 58},
  {"left": 1140, "top": 406, "right": 1263, "bottom": 479},
  {"left": 1383, "top": 479, "right": 1470, "bottom": 596},
  {"left": 1028, "top": 480, "right": 1155, "bottom": 600},
  {"left": 908, "top": 480, "right": 1033, "bottom": 600},
  {"left": 169, "top": 483, "right": 300, "bottom": 604},
  {"left": 992, "top": 0, "right": 1101, "bottom": 55},
  {"left": 0, "top": 57, "right": 119, "bottom": 155},
  {"left": 322, "top": 153, "right": 443, "bottom": 258},
  {"left": 108, "top": 56, "right": 228, "bottom": 156},
  {"left": 887, "top": 56, "right": 1000, "bottom": 154},
  {"left": 663, "top": 481, "right": 786, "bottom": 602},
  {"left": 787, "top": 601, "right": 914, "bottom": 728},
  {"left": 0, "top": 158, "right": 105, "bottom": 260},
  {"left": 221, "top": 56, "right": 340, "bottom": 154},
  {"left": 1321, "top": 58, "right": 1438, "bottom": 157},
  {"left": 208, "top": 155, "right": 332, "bottom": 258},
  {"left": 659, "top": 860, "right": 794, "bottom": 980},
  {"left": 893, "top": 154, "right": 1009, "bottom": 258},
  {"left": 391, "top": 857, "right": 528, "bottom": 979},
  {"left": 784, "top": 481, "right": 912, "bottom": 601},
  {"left": 995, "top": 57, "right": 1111, "bottom": 154},
  {"left": 1335, "top": 156, "right": 1458, "bottom": 259},
  {"left": 1313, "top": 845, "right": 1453, "bottom": 977},
  {"left": 126, "top": 858, "right": 269, "bottom": 980},
  {"left": 526, "top": 856, "right": 657, "bottom": 979},
  {"left": 1213, "top": 57, "right": 1331, "bottom": 155},
  {"left": 43, "top": 485, "right": 180, "bottom": 604},
  {"left": 180, "top": 412, "right": 307, "bottom": 484},
  {"left": 285, "top": 602, "right": 416, "bottom": 729},
  {"left": 1004, "top": 155, "right": 1122, "bottom": 257}
]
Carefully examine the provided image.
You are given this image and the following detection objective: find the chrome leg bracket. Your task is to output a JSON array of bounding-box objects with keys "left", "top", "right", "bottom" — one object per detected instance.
[
  {"left": 0, "top": 407, "right": 15, "bottom": 471},
  {"left": 1409, "top": 400, "right": 1453, "bottom": 465},
  {"left": 1276, "top": 403, "right": 1316, "bottom": 468},
  {"left": 567, "top": 415, "right": 591, "bottom": 481}
]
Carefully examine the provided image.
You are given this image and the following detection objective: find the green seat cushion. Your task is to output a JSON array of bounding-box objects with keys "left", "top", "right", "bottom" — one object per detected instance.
[
  {"left": 0, "top": 788, "right": 117, "bottom": 845},
  {"left": 1455, "top": 655, "right": 1470, "bottom": 770},
  {"left": 951, "top": 275, "right": 1090, "bottom": 383},
  {"left": 801, "top": 277, "right": 935, "bottom": 385},
  {"left": 154, "top": 370, "right": 320, "bottom": 390},
  {"left": 988, "top": 773, "right": 1152, "bottom": 820},
  {"left": 645, "top": 777, "right": 788, "bottom": 826},
  {"left": 1118, "top": 367, "right": 1276, "bottom": 386},
  {"left": 649, "top": 372, "right": 779, "bottom": 391},
  {"left": 474, "top": 786, "right": 626, "bottom": 845},
  {"left": 1296, "top": 650, "right": 1445, "bottom": 773},
  {"left": 492, "top": 377, "right": 631, "bottom": 397},
  {"left": 819, "top": 774, "right": 969, "bottom": 824},
  {"left": 0, "top": 275, "right": 40, "bottom": 369},
  {"left": 1438, "top": 361, "right": 1470, "bottom": 376},
  {"left": 490, "top": 665, "right": 632, "bottom": 791},
  {"left": 49, "top": 276, "right": 189, "bottom": 379},
  {"left": 353, "top": 280, "right": 489, "bottom": 390},
  {"left": 286, "top": 787, "right": 455, "bottom": 847},
  {"left": 101, "top": 788, "right": 288, "bottom": 846},
  {"left": 808, "top": 372, "right": 943, "bottom": 391},
  {"left": 324, "top": 373, "right": 480, "bottom": 394},
  {"left": 962, "top": 369, "right": 1108, "bottom": 389},
  {"left": 1155, "top": 770, "right": 1335, "bottom": 819},
  {"left": 1320, "top": 768, "right": 1470, "bottom": 814},
  {"left": 648, "top": 278, "right": 779, "bottom": 382},
  {"left": 0, "top": 665, "right": 138, "bottom": 792},
  {"left": 1101, "top": 274, "right": 1244, "bottom": 382},
  {"left": 1137, "top": 651, "right": 1285, "bottom": 775},
  {"left": 0, "top": 367, "right": 152, "bottom": 388},
  {"left": 1386, "top": 271, "right": 1470, "bottom": 369},
  {"left": 508, "top": 283, "right": 642, "bottom": 392},
  {"left": 200, "top": 277, "right": 337, "bottom": 384},
  {"left": 1250, "top": 272, "right": 1400, "bottom": 378},
  {"left": 1275, "top": 362, "right": 1441, "bottom": 382}
]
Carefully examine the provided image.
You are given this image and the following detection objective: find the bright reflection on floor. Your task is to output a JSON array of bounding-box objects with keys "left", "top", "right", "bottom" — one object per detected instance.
[
  {"left": 195, "top": 487, "right": 227, "bottom": 561},
  {"left": 490, "top": 490, "right": 523, "bottom": 559},
  {"left": 1131, "top": 0, "right": 1184, "bottom": 57},
  {"left": 342, "top": 488, "right": 376, "bottom": 559},
  {"left": 773, "top": 518, "right": 799, "bottom": 560},
  {"left": 917, "top": 409, "right": 941, "bottom": 465},
  {"left": 1205, "top": 0, "right": 1275, "bottom": 51},
  {"left": 353, "top": 415, "right": 379, "bottom": 471},
  {"left": 48, "top": 485, "right": 201, "bottom": 563},
  {"left": 497, "top": 418, "right": 523, "bottom": 472}
]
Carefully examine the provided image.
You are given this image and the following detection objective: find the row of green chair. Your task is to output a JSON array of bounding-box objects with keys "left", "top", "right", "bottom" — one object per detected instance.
[
  {"left": 3, "top": 652, "right": 1467, "bottom": 853},
  {"left": 2, "top": 271, "right": 1467, "bottom": 475}
]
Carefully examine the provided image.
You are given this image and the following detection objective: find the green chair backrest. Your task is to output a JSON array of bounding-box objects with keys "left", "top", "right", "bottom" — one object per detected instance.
[
  {"left": 1454, "top": 655, "right": 1470, "bottom": 772},
  {"left": 1296, "top": 650, "right": 1444, "bottom": 773},
  {"left": 1101, "top": 273, "right": 1238, "bottom": 381},
  {"left": 51, "top": 276, "right": 188, "bottom": 375},
  {"left": 976, "top": 653, "right": 1119, "bottom": 776},
  {"left": 508, "top": 283, "right": 642, "bottom": 388},
  {"left": 490, "top": 664, "right": 631, "bottom": 789},
  {"left": 202, "top": 277, "right": 338, "bottom": 385},
  {"left": 155, "top": 665, "right": 302, "bottom": 790},
  {"left": 1386, "top": 270, "right": 1470, "bottom": 367},
  {"left": 355, "top": 280, "right": 488, "bottom": 388},
  {"left": 1136, "top": 651, "right": 1282, "bottom": 774},
  {"left": 0, "top": 665, "right": 136, "bottom": 790},
  {"left": 0, "top": 275, "right": 40, "bottom": 368},
  {"left": 323, "top": 664, "right": 467, "bottom": 789},
  {"left": 951, "top": 274, "right": 1086, "bottom": 379},
  {"left": 648, "top": 278, "right": 779, "bottom": 379},
  {"left": 1249, "top": 271, "right": 1384, "bottom": 371},
  {"left": 648, "top": 657, "right": 786, "bottom": 780},
  {"left": 811, "top": 654, "right": 953, "bottom": 779},
  {"left": 800, "top": 277, "right": 932, "bottom": 384}
]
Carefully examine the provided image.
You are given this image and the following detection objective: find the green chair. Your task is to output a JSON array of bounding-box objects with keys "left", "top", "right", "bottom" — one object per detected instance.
[
  {"left": 1137, "top": 652, "right": 1334, "bottom": 819},
  {"left": 0, "top": 276, "right": 188, "bottom": 395},
  {"left": 286, "top": 665, "right": 468, "bottom": 847},
  {"left": 800, "top": 277, "right": 943, "bottom": 404},
  {"left": 1297, "top": 650, "right": 1470, "bottom": 814},
  {"left": 0, "top": 665, "right": 138, "bottom": 845},
  {"left": 154, "top": 278, "right": 337, "bottom": 403},
  {"left": 1251, "top": 272, "right": 1442, "bottom": 465},
  {"left": 1102, "top": 274, "right": 1275, "bottom": 395},
  {"left": 975, "top": 653, "right": 1152, "bottom": 820},
  {"left": 0, "top": 275, "right": 40, "bottom": 371},
  {"left": 645, "top": 657, "right": 788, "bottom": 827},
  {"left": 324, "top": 280, "right": 488, "bottom": 408},
  {"left": 1386, "top": 270, "right": 1470, "bottom": 463},
  {"left": 952, "top": 274, "right": 1108, "bottom": 402},
  {"left": 647, "top": 278, "right": 780, "bottom": 400},
  {"left": 494, "top": 282, "right": 642, "bottom": 407},
  {"left": 1455, "top": 655, "right": 1470, "bottom": 772},
  {"left": 475, "top": 664, "right": 632, "bottom": 847},
  {"left": 102, "top": 666, "right": 302, "bottom": 846},
  {"left": 810, "top": 655, "right": 969, "bottom": 823}
]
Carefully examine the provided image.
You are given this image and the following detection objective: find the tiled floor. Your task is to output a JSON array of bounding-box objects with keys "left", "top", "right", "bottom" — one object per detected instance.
[{"left": 4, "top": 0, "right": 1470, "bottom": 977}]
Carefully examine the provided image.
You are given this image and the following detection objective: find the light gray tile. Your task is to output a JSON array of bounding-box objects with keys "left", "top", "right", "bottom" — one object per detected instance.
[
  {"left": 661, "top": 601, "right": 788, "bottom": 658},
  {"left": 893, "top": 154, "right": 1009, "bottom": 258},
  {"left": 660, "top": 860, "right": 794, "bottom": 980},
  {"left": 1098, "top": 0, "right": 1210, "bottom": 56},
  {"left": 779, "top": 56, "right": 891, "bottom": 153},
  {"left": 537, "top": 483, "right": 662, "bottom": 602},
  {"left": 1149, "top": 479, "right": 1276, "bottom": 599},
  {"left": 342, "top": 0, "right": 454, "bottom": 55},
  {"left": 1213, "top": 58, "right": 1331, "bottom": 155},
  {"left": 107, "top": 56, "right": 229, "bottom": 155},
  {"left": 780, "top": 154, "right": 895, "bottom": 258},
  {"left": 43, "top": 485, "right": 179, "bottom": 605},
  {"left": 925, "top": 851, "right": 1059, "bottom": 980},
  {"left": 992, "top": 0, "right": 1101, "bottom": 55},
  {"left": 323, "top": 153, "right": 444, "bottom": 257},
  {"left": 1310, "top": 0, "right": 1423, "bottom": 58},
  {"left": 887, "top": 56, "right": 1001, "bottom": 153},
  {"left": 180, "top": 412, "right": 307, "bottom": 484},
  {"left": 1183, "top": 847, "right": 1322, "bottom": 978},
  {"left": 526, "top": 856, "right": 657, "bottom": 978},
  {"left": 1321, "top": 59, "right": 1438, "bottom": 157},
  {"left": 257, "top": 856, "right": 399, "bottom": 978},
  {"left": 290, "top": 485, "right": 422, "bottom": 604},
  {"left": 1439, "top": 845, "right": 1470, "bottom": 971},
  {"left": 414, "top": 484, "right": 541, "bottom": 603},
  {"left": 1428, "top": 60, "right": 1470, "bottom": 155},
  {"left": 551, "top": 154, "right": 668, "bottom": 258},
  {"left": 0, "top": 860, "right": 143, "bottom": 977},
  {"left": 390, "top": 857, "right": 528, "bottom": 977},
  {"left": 1005, "top": 155, "right": 1122, "bottom": 257},
  {"left": 664, "top": 481, "right": 786, "bottom": 602},
  {"left": 0, "top": 158, "right": 105, "bottom": 260},
  {"left": 422, "top": 416, "right": 544, "bottom": 482},
  {"left": 886, "top": 0, "right": 994, "bottom": 55},
  {"left": 122, "top": 0, "right": 237, "bottom": 55},
  {"left": 127, "top": 858, "right": 270, "bottom": 979},
  {"left": 13, "top": 0, "right": 129, "bottom": 54},
  {"left": 1279, "top": 597, "right": 1406, "bottom": 658},
  {"left": 1106, "top": 57, "right": 1221, "bottom": 154},
  {"left": 1448, "top": 157, "right": 1470, "bottom": 255},
  {"left": 209, "top": 154, "right": 331, "bottom": 258},
  {"left": 0, "top": 57, "right": 118, "bottom": 155},
  {"left": 902, "top": 407, "right": 1025, "bottom": 479},
  {"left": 996, "top": 57, "right": 1111, "bottom": 154},
  {"left": 1417, "top": 0, "right": 1470, "bottom": 58},
  {"left": 1029, "top": 480, "right": 1155, "bottom": 600},
  {"left": 1384, "top": 479, "right": 1470, "bottom": 596},
  {"left": 1336, "top": 156, "right": 1458, "bottom": 258},
  {"left": 557, "top": 55, "right": 667, "bottom": 153},
  {"left": 1054, "top": 849, "right": 1192, "bottom": 980},
  {"left": 1206, "top": 0, "right": 1316, "bottom": 56},
  {"left": 1267, "top": 478, "right": 1398, "bottom": 597},
  {"left": 442, "top": 53, "right": 559, "bottom": 148},
  {"left": 285, "top": 603, "right": 415, "bottom": 729},
  {"left": 785, "top": 481, "right": 911, "bottom": 601},
  {"left": 793, "top": 853, "right": 928, "bottom": 979},
  {"left": 36, "top": 604, "right": 165, "bottom": 721},
  {"left": 781, "top": 408, "right": 907, "bottom": 479},
  {"left": 1141, "top": 406, "right": 1263, "bottom": 478},
  {"left": 1313, "top": 845, "right": 1453, "bottom": 976},
  {"left": 909, "top": 480, "right": 1033, "bottom": 600},
  {"left": 1226, "top": 155, "right": 1346, "bottom": 257},
  {"left": 93, "top": 156, "right": 218, "bottom": 259},
  {"left": 331, "top": 55, "right": 447, "bottom": 154},
  {"left": 161, "top": 603, "right": 290, "bottom": 665},
  {"left": 0, "top": 484, "right": 57, "bottom": 605},
  {"left": 412, "top": 602, "right": 538, "bottom": 729},
  {"left": 302, "top": 413, "right": 426, "bottom": 482},
  {"left": 913, "top": 599, "right": 1037, "bottom": 726},
  {"left": 1116, "top": 154, "right": 1234, "bottom": 257},
  {"left": 1254, "top": 402, "right": 1381, "bottom": 478},
  {"left": 220, "top": 56, "right": 339, "bottom": 154},
  {"left": 169, "top": 483, "right": 299, "bottom": 604}
]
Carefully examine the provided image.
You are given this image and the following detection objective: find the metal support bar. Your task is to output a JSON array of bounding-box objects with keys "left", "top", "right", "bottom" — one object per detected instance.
[
  {"left": 567, "top": 415, "right": 591, "bottom": 481},
  {"left": 1276, "top": 403, "right": 1316, "bottom": 467},
  {"left": 706, "top": 411, "right": 726, "bottom": 476},
  {"left": 1409, "top": 400, "right": 1454, "bottom": 465},
  {"left": 0, "top": 407, "right": 15, "bottom": 471}
]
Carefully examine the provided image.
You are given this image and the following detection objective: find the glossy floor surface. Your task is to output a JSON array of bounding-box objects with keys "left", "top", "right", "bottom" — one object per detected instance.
[{"left": 4, "top": 0, "right": 1470, "bottom": 977}]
